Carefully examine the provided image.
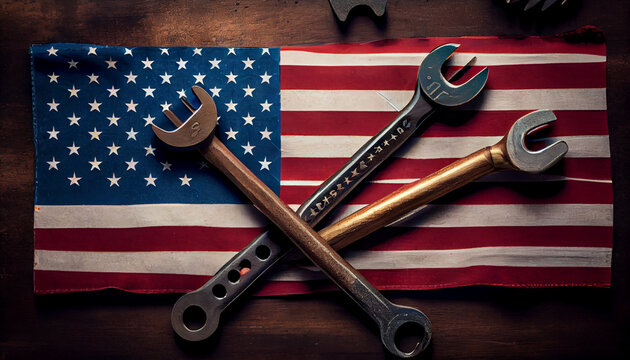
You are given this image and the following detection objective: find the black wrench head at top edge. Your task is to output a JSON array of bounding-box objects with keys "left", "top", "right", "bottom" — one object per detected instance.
[{"left": 419, "top": 44, "right": 489, "bottom": 107}]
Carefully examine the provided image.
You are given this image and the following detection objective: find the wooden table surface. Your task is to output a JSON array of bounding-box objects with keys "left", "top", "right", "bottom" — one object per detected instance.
[{"left": 1, "top": 0, "right": 629, "bottom": 358}]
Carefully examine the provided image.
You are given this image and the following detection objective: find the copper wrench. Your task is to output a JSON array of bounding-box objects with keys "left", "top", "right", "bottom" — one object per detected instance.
[
  {"left": 166, "top": 44, "right": 489, "bottom": 349},
  {"left": 154, "top": 86, "right": 435, "bottom": 357}
]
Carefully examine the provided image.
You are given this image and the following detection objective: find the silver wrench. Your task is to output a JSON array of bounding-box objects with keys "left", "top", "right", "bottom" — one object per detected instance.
[{"left": 167, "top": 44, "right": 489, "bottom": 353}]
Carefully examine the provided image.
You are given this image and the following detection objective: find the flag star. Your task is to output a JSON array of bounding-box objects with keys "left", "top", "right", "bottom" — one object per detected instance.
[
  {"left": 67, "top": 142, "right": 80, "bottom": 155},
  {"left": 242, "top": 113, "right": 255, "bottom": 125},
  {"left": 179, "top": 174, "right": 192, "bottom": 186},
  {"left": 107, "top": 85, "right": 120, "bottom": 97},
  {"left": 227, "top": 48, "right": 236, "bottom": 55},
  {"left": 143, "top": 86, "right": 156, "bottom": 97},
  {"left": 67, "top": 113, "right": 81, "bottom": 126},
  {"left": 48, "top": 72, "right": 59, "bottom": 83},
  {"left": 47, "top": 157, "right": 60, "bottom": 170},
  {"left": 199, "top": 161, "right": 209, "bottom": 169},
  {"left": 143, "top": 114, "right": 156, "bottom": 126},
  {"left": 225, "top": 100, "right": 238, "bottom": 112},
  {"left": 176, "top": 58, "right": 188, "bottom": 70},
  {"left": 175, "top": 89, "right": 187, "bottom": 99},
  {"left": 87, "top": 73, "right": 100, "bottom": 84},
  {"left": 125, "top": 71, "right": 138, "bottom": 83},
  {"left": 68, "top": 172, "right": 81, "bottom": 186},
  {"left": 144, "top": 173, "right": 157, "bottom": 186},
  {"left": 108, "top": 173, "right": 121, "bottom": 187},
  {"left": 260, "top": 100, "right": 272, "bottom": 112},
  {"left": 107, "top": 114, "right": 120, "bottom": 126},
  {"left": 160, "top": 48, "right": 170, "bottom": 55},
  {"left": 87, "top": 46, "right": 98, "bottom": 55},
  {"left": 243, "top": 84, "right": 255, "bottom": 97},
  {"left": 242, "top": 57, "right": 255, "bottom": 70},
  {"left": 47, "top": 99, "right": 60, "bottom": 111},
  {"left": 242, "top": 141, "right": 255, "bottom": 155},
  {"left": 161, "top": 161, "right": 172, "bottom": 171},
  {"left": 89, "top": 99, "right": 102, "bottom": 112},
  {"left": 259, "top": 157, "right": 272, "bottom": 171},
  {"left": 160, "top": 101, "right": 172, "bottom": 111},
  {"left": 88, "top": 127, "right": 102, "bottom": 140},
  {"left": 260, "top": 72, "right": 272, "bottom": 83},
  {"left": 67, "top": 59, "right": 79, "bottom": 69},
  {"left": 260, "top": 127, "right": 272, "bottom": 140},
  {"left": 209, "top": 58, "right": 221, "bottom": 69},
  {"left": 89, "top": 157, "right": 102, "bottom": 170},
  {"left": 262, "top": 48, "right": 270, "bottom": 55},
  {"left": 193, "top": 73, "right": 206, "bottom": 84},
  {"left": 142, "top": 57, "right": 154, "bottom": 69},
  {"left": 126, "top": 128, "right": 139, "bottom": 140},
  {"left": 144, "top": 144, "right": 156, "bottom": 156},
  {"left": 105, "top": 57, "right": 117, "bottom": 69},
  {"left": 107, "top": 142, "right": 120, "bottom": 155},
  {"left": 126, "top": 99, "right": 138, "bottom": 112},
  {"left": 225, "top": 128, "right": 238, "bottom": 140},
  {"left": 193, "top": 48, "right": 202, "bottom": 56},
  {"left": 160, "top": 72, "right": 173, "bottom": 84},
  {"left": 125, "top": 157, "right": 139, "bottom": 170},
  {"left": 124, "top": 48, "right": 133, "bottom": 56},
  {"left": 68, "top": 85, "right": 80, "bottom": 98},
  {"left": 209, "top": 86, "right": 221, "bottom": 97},
  {"left": 47, "top": 46, "right": 58, "bottom": 56},
  {"left": 226, "top": 72, "right": 238, "bottom": 84},
  {"left": 47, "top": 127, "right": 59, "bottom": 139}
]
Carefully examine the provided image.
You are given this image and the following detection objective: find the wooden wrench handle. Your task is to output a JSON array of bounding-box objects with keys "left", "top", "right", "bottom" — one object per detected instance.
[{"left": 322, "top": 143, "right": 507, "bottom": 250}]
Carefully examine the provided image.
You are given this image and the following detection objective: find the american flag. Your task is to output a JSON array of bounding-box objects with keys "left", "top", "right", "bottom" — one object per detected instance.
[{"left": 32, "top": 31, "right": 612, "bottom": 295}]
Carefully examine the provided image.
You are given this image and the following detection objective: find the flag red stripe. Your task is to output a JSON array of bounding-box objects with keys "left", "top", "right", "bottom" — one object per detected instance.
[
  {"left": 281, "top": 63, "right": 605, "bottom": 90},
  {"left": 35, "top": 226, "right": 265, "bottom": 252},
  {"left": 281, "top": 34, "right": 606, "bottom": 55},
  {"left": 280, "top": 110, "right": 609, "bottom": 136},
  {"left": 34, "top": 225, "right": 612, "bottom": 253},
  {"left": 33, "top": 266, "right": 611, "bottom": 295},
  {"left": 281, "top": 157, "right": 612, "bottom": 182},
  {"left": 351, "top": 226, "right": 613, "bottom": 251},
  {"left": 279, "top": 178, "right": 613, "bottom": 206}
]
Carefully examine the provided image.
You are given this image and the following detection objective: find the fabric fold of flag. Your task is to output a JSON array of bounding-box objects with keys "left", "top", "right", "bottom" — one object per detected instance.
[{"left": 31, "top": 28, "right": 612, "bottom": 295}]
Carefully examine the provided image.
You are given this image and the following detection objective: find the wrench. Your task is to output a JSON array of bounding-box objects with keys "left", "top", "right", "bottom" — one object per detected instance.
[
  {"left": 319, "top": 109, "right": 569, "bottom": 250},
  {"left": 329, "top": 0, "right": 387, "bottom": 21},
  {"left": 169, "top": 44, "right": 489, "bottom": 345},
  {"left": 154, "top": 88, "right": 436, "bottom": 358}
]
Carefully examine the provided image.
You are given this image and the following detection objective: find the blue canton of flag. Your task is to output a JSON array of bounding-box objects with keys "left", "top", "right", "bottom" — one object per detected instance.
[{"left": 31, "top": 44, "right": 281, "bottom": 205}]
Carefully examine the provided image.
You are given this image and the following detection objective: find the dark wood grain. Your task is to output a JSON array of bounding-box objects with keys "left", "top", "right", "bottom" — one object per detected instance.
[{"left": 1, "top": 0, "right": 629, "bottom": 359}]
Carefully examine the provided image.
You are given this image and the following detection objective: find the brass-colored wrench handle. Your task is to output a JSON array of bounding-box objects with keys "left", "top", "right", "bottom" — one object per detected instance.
[
  {"left": 323, "top": 141, "right": 513, "bottom": 250},
  {"left": 201, "top": 137, "right": 358, "bottom": 286}
]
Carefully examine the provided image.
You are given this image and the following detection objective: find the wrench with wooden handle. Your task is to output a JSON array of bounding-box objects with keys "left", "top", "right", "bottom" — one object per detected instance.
[
  {"left": 321, "top": 109, "right": 569, "bottom": 250},
  {"left": 153, "top": 86, "right": 432, "bottom": 358}
]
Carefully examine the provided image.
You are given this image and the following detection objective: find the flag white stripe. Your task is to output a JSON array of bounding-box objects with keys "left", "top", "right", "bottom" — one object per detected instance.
[
  {"left": 34, "top": 203, "right": 268, "bottom": 229},
  {"left": 279, "top": 51, "right": 606, "bottom": 67},
  {"left": 33, "top": 246, "right": 612, "bottom": 278},
  {"left": 323, "top": 203, "right": 613, "bottom": 228},
  {"left": 280, "top": 89, "right": 607, "bottom": 112},
  {"left": 35, "top": 203, "right": 612, "bottom": 229},
  {"left": 280, "top": 175, "right": 613, "bottom": 187},
  {"left": 281, "top": 135, "right": 610, "bottom": 159}
]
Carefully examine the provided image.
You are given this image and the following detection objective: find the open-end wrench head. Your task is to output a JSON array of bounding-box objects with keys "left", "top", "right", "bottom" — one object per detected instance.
[
  {"left": 380, "top": 306, "right": 432, "bottom": 358},
  {"left": 419, "top": 44, "right": 489, "bottom": 107},
  {"left": 506, "top": 110, "right": 569, "bottom": 173},
  {"left": 152, "top": 86, "right": 217, "bottom": 149}
]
